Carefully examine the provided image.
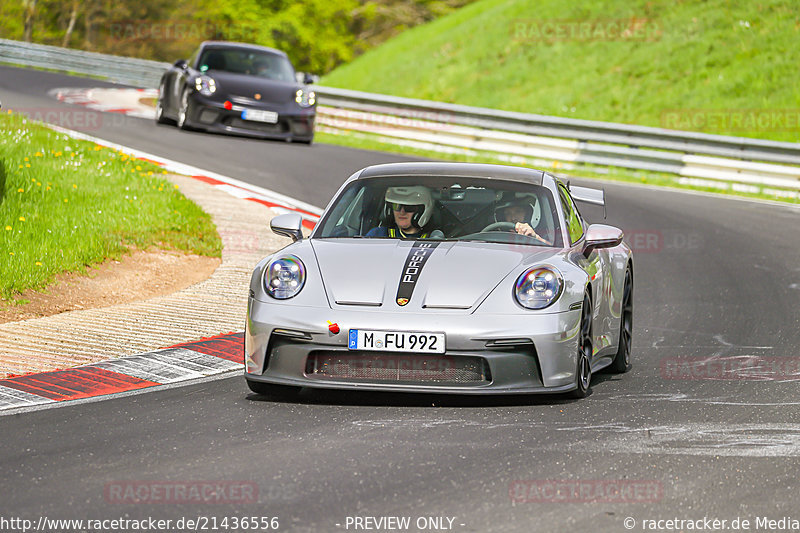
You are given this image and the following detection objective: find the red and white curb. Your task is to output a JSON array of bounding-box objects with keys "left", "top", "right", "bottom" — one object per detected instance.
[
  {"left": 38, "top": 90, "right": 323, "bottom": 228},
  {"left": 50, "top": 87, "right": 158, "bottom": 119},
  {"left": 0, "top": 333, "right": 244, "bottom": 412}
]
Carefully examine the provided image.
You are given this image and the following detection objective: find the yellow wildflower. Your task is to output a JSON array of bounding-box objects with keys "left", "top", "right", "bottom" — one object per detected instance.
[
  {"left": 73, "top": 184, "right": 77, "bottom": 189},
  {"left": 23, "top": 157, "right": 29, "bottom": 161},
  {"left": 18, "top": 217, "right": 25, "bottom": 222},
  {"left": 64, "top": 199, "right": 68, "bottom": 203},
  {"left": 35, "top": 152, "right": 42, "bottom": 157},
  {"left": 35, "top": 262, "right": 42, "bottom": 266},
  {"left": 4, "top": 226, "right": 11, "bottom": 231},
  {"left": 25, "top": 164, "right": 30, "bottom": 168},
  {"left": 17, "top": 188, "right": 24, "bottom": 193},
  {"left": 147, "top": 171, "right": 153, "bottom": 176}
]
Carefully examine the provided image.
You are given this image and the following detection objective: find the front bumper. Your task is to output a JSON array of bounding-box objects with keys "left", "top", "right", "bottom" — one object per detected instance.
[
  {"left": 185, "top": 94, "right": 315, "bottom": 141},
  {"left": 245, "top": 297, "right": 582, "bottom": 394}
]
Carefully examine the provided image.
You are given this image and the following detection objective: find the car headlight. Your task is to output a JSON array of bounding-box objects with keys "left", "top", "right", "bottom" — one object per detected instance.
[
  {"left": 514, "top": 266, "right": 563, "bottom": 309},
  {"left": 264, "top": 255, "right": 306, "bottom": 299},
  {"left": 295, "top": 88, "right": 315, "bottom": 107},
  {"left": 194, "top": 76, "right": 217, "bottom": 96}
]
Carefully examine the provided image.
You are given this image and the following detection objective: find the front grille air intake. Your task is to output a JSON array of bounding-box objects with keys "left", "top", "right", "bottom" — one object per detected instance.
[{"left": 305, "top": 351, "right": 490, "bottom": 384}]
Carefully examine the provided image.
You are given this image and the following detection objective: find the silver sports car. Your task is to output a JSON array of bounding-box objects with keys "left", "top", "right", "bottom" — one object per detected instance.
[{"left": 245, "top": 162, "right": 633, "bottom": 398}]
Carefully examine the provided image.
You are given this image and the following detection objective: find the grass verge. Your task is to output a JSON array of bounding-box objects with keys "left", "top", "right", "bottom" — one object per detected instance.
[
  {"left": 323, "top": 0, "right": 800, "bottom": 143},
  {"left": 0, "top": 110, "right": 221, "bottom": 301}
]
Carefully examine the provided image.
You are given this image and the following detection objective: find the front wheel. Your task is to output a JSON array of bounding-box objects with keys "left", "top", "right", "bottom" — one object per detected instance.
[
  {"left": 154, "top": 82, "right": 171, "bottom": 124},
  {"left": 609, "top": 267, "right": 633, "bottom": 373},
  {"left": 569, "top": 292, "right": 593, "bottom": 398},
  {"left": 176, "top": 88, "right": 192, "bottom": 130}
]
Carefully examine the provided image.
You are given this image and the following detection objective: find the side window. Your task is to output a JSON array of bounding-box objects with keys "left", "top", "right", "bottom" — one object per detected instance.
[
  {"left": 189, "top": 48, "right": 199, "bottom": 69},
  {"left": 558, "top": 186, "right": 585, "bottom": 245},
  {"left": 318, "top": 185, "right": 364, "bottom": 237}
]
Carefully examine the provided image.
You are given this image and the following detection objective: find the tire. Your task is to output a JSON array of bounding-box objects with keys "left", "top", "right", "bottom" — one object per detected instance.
[
  {"left": 297, "top": 135, "right": 314, "bottom": 145},
  {"left": 154, "top": 82, "right": 171, "bottom": 125},
  {"left": 176, "top": 87, "right": 192, "bottom": 130},
  {"left": 569, "top": 292, "right": 593, "bottom": 399},
  {"left": 609, "top": 267, "right": 633, "bottom": 373},
  {"left": 246, "top": 379, "right": 301, "bottom": 399}
]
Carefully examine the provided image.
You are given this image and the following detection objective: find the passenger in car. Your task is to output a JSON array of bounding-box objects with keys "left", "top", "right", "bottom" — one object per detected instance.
[{"left": 366, "top": 186, "right": 441, "bottom": 239}]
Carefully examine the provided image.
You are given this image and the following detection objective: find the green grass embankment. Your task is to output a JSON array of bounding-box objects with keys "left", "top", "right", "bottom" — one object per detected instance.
[{"left": 0, "top": 110, "right": 221, "bottom": 300}]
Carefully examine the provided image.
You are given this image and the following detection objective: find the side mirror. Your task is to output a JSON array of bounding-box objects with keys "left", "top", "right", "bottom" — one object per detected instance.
[
  {"left": 583, "top": 224, "right": 623, "bottom": 257},
  {"left": 270, "top": 213, "right": 304, "bottom": 242},
  {"left": 302, "top": 72, "right": 315, "bottom": 85},
  {"left": 174, "top": 59, "right": 188, "bottom": 69}
]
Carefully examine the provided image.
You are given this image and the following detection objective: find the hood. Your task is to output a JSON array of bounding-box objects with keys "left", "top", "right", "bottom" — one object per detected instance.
[
  {"left": 206, "top": 71, "right": 299, "bottom": 104},
  {"left": 310, "top": 239, "right": 559, "bottom": 312}
]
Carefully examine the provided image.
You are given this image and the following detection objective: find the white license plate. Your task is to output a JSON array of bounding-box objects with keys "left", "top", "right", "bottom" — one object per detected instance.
[
  {"left": 241, "top": 109, "right": 278, "bottom": 123},
  {"left": 348, "top": 329, "right": 445, "bottom": 353}
]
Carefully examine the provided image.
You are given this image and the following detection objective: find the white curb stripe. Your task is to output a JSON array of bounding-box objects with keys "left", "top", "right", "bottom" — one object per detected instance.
[{"left": 0, "top": 385, "right": 56, "bottom": 407}]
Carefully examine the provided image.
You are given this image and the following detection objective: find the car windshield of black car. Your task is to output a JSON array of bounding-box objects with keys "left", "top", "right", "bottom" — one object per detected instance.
[{"left": 198, "top": 49, "right": 295, "bottom": 83}]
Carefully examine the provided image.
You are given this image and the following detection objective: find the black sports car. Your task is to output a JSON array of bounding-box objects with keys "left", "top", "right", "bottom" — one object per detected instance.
[{"left": 156, "top": 41, "right": 316, "bottom": 143}]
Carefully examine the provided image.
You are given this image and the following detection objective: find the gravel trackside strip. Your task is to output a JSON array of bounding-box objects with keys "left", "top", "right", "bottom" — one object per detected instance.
[{"left": 0, "top": 173, "right": 286, "bottom": 378}]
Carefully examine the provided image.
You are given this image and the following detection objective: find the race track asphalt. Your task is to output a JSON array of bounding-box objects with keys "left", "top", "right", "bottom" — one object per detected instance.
[{"left": 1, "top": 65, "right": 799, "bottom": 532}]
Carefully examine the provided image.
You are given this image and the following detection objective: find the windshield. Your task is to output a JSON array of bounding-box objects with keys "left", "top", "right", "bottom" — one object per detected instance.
[
  {"left": 197, "top": 48, "right": 296, "bottom": 82},
  {"left": 314, "top": 176, "right": 563, "bottom": 248}
]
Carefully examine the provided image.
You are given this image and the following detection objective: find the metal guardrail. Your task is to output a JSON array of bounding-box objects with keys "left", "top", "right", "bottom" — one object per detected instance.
[
  {"left": 0, "top": 38, "right": 169, "bottom": 88},
  {"left": 2, "top": 38, "right": 799, "bottom": 193},
  {"left": 314, "top": 86, "right": 800, "bottom": 166}
]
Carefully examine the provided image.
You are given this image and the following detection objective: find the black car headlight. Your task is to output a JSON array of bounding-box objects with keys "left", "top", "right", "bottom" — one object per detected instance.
[
  {"left": 264, "top": 255, "right": 306, "bottom": 299},
  {"left": 514, "top": 266, "right": 563, "bottom": 309},
  {"left": 295, "top": 88, "right": 316, "bottom": 107},
  {"left": 194, "top": 76, "right": 217, "bottom": 96}
]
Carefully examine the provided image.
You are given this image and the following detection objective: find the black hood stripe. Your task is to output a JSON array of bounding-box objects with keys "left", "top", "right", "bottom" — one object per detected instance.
[{"left": 396, "top": 241, "right": 440, "bottom": 306}]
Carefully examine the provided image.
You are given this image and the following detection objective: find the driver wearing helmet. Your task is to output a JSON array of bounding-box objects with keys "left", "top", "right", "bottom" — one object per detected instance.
[
  {"left": 253, "top": 58, "right": 272, "bottom": 77},
  {"left": 494, "top": 196, "right": 551, "bottom": 244},
  {"left": 366, "top": 186, "right": 437, "bottom": 239}
]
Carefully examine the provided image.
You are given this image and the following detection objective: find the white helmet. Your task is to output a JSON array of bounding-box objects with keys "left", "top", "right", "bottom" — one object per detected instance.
[{"left": 385, "top": 186, "right": 434, "bottom": 228}]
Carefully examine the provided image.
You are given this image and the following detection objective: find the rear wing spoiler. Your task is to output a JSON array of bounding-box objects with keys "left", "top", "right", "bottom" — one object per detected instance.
[{"left": 567, "top": 184, "right": 606, "bottom": 218}]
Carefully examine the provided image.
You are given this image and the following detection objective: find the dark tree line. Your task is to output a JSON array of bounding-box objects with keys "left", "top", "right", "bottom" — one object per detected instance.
[{"left": 0, "top": 0, "right": 473, "bottom": 74}]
